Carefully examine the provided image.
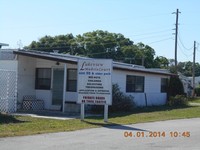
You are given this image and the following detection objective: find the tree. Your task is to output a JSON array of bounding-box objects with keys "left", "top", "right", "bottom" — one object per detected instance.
[
  {"left": 138, "top": 43, "right": 155, "bottom": 68},
  {"left": 176, "top": 61, "right": 200, "bottom": 77},
  {"left": 122, "top": 42, "right": 156, "bottom": 68},
  {"left": 75, "top": 30, "right": 133, "bottom": 60},
  {"left": 25, "top": 34, "right": 75, "bottom": 53},
  {"left": 25, "top": 30, "right": 159, "bottom": 68},
  {"left": 154, "top": 56, "right": 169, "bottom": 69}
]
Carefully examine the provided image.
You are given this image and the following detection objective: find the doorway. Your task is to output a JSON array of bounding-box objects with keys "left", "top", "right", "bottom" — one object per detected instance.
[{"left": 52, "top": 68, "right": 64, "bottom": 106}]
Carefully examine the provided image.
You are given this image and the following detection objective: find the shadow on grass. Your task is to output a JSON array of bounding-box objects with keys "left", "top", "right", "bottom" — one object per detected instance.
[
  {"left": 82, "top": 120, "right": 149, "bottom": 131},
  {"left": 87, "top": 105, "right": 197, "bottom": 119},
  {"left": 0, "top": 113, "right": 26, "bottom": 124}
]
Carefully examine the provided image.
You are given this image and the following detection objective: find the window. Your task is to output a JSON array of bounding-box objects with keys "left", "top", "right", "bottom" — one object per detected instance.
[
  {"left": 126, "top": 75, "right": 144, "bottom": 92},
  {"left": 67, "top": 69, "right": 77, "bottom": 92},
  {"left": 161, "top": 78, "right": 168, "bottom": 93},
  {"left": 35, "top": 68, "right": 51, "bottom": 90}
]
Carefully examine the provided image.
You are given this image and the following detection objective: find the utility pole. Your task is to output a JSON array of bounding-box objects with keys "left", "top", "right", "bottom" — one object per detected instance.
[
  {"left": 192, "top": 41, "right": 196, "bottom": 97},
  {"left": 172, "top": 9, "right": 181, "bottom": 72}
]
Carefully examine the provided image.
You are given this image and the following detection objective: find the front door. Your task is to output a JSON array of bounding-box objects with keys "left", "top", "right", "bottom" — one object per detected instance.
[{"left": 52, "top": 68, "right": 64, "bottom": 106}]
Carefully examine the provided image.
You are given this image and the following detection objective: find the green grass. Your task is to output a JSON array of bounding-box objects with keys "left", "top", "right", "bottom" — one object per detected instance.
[
  {"left": 0, "top": 105, "right": 200, "bottom": 137},
  {"left": 189, "top": 97, "right": 200, "bottom": 103}
]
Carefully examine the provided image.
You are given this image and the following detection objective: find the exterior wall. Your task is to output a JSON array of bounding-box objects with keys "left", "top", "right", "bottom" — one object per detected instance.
[
  {"left": 35, "top": 58, "right": 78, "bottom": 110},
  {"left": 17, "top": 56, "right": 170, "bottom": 111},
  {"left": 112, "top": 69, "right": 169, "bottom": 106},
  {"left": 17, "top": 55, "right": 36, "bottom": 103}
]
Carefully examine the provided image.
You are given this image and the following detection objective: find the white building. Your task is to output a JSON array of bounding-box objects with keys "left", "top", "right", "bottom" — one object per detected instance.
[{"left": 1, "top": 49, "right": 174, "bottom": 113}]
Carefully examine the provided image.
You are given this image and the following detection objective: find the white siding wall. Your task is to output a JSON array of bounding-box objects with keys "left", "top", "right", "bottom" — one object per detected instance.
[
  {"left": 35, "top": 58, "right": 78, "bottom": 110},
  {"left": 35, "top": 90, "right": 52, "bottom": 109},
  {"left": 17, "top": 56, "right": 169, "bottom": 110},
  {"left": 17, "top": 56, "right": 36, "bottom": 103},
  {"left": 112, "top": 69, "right": 168, "bottom": 106}
]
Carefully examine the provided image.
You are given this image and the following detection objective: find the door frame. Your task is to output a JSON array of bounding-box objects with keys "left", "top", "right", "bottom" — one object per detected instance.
[
  {"left": 50, "top": 64, "right": 67, "bottom": 112},
  {"left": 50, "top": 67, "right": 64, "bottom": 110}
]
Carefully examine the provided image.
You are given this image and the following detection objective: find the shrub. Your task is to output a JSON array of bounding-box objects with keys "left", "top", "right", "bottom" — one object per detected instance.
[
  {"left": 168, "top": 76, "right": 185, "bottom": 97},
  {"left": 109, "top": 84, "right": 135, "bottom": 112},
  {"left": 168, "top": 95, "right": 188, "bottom": 107},
  {"left": 89, "top": 84, "right": 135, "bottom": 113}
]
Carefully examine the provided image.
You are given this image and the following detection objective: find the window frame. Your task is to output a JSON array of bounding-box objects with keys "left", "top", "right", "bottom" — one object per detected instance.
[
  {"left": 161, "top": 78, "right": 168, "bottom": 93},
  {"left": 67, "top": 69, "right": 77, "bottom": 92},
  {"left": 35, "top": 68, "right": 51, "bottom": 90},
  {"left": 126, "top": 75, "right": 145, "bottom": 93}
]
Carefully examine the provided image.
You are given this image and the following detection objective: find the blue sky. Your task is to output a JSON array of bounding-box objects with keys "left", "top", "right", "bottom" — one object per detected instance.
[{"left": 1, "top": 0, "right": 200, "bottom": 63}]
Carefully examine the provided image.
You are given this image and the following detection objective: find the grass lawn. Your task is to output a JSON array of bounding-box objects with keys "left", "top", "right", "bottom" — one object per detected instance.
[
  {"left": 0, "top": 105, "right": 200, "bottom": 137},
  {"left": 189, "top": 97, "right": 200, "bottom": 103}
]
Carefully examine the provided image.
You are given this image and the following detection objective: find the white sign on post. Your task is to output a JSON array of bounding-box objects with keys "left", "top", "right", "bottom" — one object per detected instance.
[{"left": 77, "top": 59, "right": 112, "bottom": 122}]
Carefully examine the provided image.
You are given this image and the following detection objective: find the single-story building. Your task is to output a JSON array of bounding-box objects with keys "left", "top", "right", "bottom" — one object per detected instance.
[{"left": 0, "top": 49, "right": 174, "bottom": 113}]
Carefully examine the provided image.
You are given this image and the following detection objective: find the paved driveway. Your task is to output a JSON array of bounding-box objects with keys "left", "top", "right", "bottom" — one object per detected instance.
[{"left": 1, "top": 118, "right": 200, "bottom": 150}]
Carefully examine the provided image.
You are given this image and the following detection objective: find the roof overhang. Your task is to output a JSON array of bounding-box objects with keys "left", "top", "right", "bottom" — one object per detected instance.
[
  {"left": 14, "top": 50, "right": 176, "bottom": 77},
  {"left": 13, "top": 50, "right": 78, "bottom": 64},
  {"left": 113, "top": 66, "right": 176, "bottom": 76}
]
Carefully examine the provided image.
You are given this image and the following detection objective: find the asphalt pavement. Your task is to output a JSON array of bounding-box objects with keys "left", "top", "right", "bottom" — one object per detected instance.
[{"left": 0, "top": 118, "right": 200, "bottom": 150}]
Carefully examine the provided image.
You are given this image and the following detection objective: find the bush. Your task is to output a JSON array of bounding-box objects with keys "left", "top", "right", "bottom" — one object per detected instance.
[
  {"left": 168, "top": 95, "right": 188, "bottom": 107},
  {"left": 109, "top": 84, "right": 135, "bottom": 112},
  {"left": 195, "top": 87, "right": 200, "bottom": 96},
  {"left": 89, "top": 84, "right": 135, "bottom": 113},
  {"left": 168, "top": 76, "right": 185, "bottom": 97}
]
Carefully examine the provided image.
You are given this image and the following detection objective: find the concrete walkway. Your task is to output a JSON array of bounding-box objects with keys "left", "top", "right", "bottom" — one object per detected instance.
[
  {"left": 11, "top": 110, "right": 79, "bottom": 120},
  {"left": 11, "top": 110, "right": 101, "bottom": 120}
]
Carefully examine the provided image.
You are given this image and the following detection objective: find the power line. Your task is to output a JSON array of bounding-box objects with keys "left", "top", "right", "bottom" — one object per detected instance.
[
  {"left": 147, "top": 37, "right": 173, "bottom": 45},
  {"left": 28, "top": 36, "right": 174, "bottom": 51},
  {"left": 178, "top": 32, "right": 193, "bottom": 51},
  {"left": 134, "top": 33, "right": 172, "bottom": 41},
  {"left": 177, "top": 42, "right": 193, "bottom": 58},
  {"left": 129, "top": 29, "right": 172, "bottom": 37},
  {"left": 196, "top": 42, "right": 200, "bottom": 53}
]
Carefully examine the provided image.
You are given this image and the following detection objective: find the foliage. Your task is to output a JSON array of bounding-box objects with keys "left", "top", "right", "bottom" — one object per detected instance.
[
  {"left": 168, "top": 95, "right": 188, "bottom": 107},
  {"left": 169, "top": 65, "right": 177, "bottom": 74},
  {"left": 25, "top": 34, "right": 75, "bottom": 53},
  {"left": 89, "top": 84, "right": 135, "bottom": 113},
  {"left": 168, "top": 76, "right": 185, "bottom": 97},
  {"left": 195, "top": 87, "right": 200, "bottom": 96},
  {"left": 25, "top": 30, "right": 161, "bottom": 68},
  {"left": 168, "top": 61, "right": 200, "bottom": 77},
  {"left": 109, "top": 84, "right": 135, "bottom": 112},
  {"left": 25, "top": 30, "right": 200, "bottom": 74},
  {"left": 188, "top": 97, "right": 200, "bottom": 103},
  {"left": 154, "top": 56, "right": 169, "bottom": 69},
  {"left": 166, "top": 59, "right": 200, "bottom": 77}
]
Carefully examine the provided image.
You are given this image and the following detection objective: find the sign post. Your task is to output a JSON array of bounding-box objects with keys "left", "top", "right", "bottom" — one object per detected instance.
[
  {"left": 80, "top": 103, "right": 85, "bottom": 121},
  {"left": 77, "top": 59, "right": 112, "bottom": 122},
  {"left": 104, "top": 104, "right": 108, "bottom": 122}
]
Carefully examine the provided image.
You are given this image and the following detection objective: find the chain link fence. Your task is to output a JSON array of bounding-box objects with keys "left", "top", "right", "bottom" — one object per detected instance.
[{"left": 0, "top": 69, "right": 17, "bottom": 113}]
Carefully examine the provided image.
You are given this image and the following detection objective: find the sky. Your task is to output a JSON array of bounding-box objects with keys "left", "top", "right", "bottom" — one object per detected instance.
[{"left": 1, "top": 0, "right": 200, "bottom": 63}]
